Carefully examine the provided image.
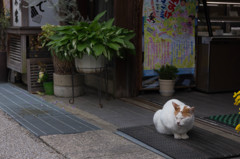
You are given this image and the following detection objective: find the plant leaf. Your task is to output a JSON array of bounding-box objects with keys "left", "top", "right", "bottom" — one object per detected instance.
[
  {"left": 92, "top": 11, "right": 106, "bottom": 22},
  {"left": 77, "top": 43, "right": 88, "bottom": 52},
  {"left": 103, "top": 18, "right": 114, "bottom": 29},
  {"left": 111, "top": 37, "right": 125, "bottom": 45},
  {"left": 108, "top": 43, "right": 121, "bottom": 51},
  {"left": 124, "top": 40, "right": 135, "bottom": 50},
  {"left": 72, "top": 39, "right": 77, "bottom": 49},
  {"left": 86, "top": 47, "right": 91, "bottom": 55},
  {"left": 92, "top": 44, "right": 105, "bottom": 56},
  {"left": 123, "top": 33, "right": 136, "bottom": 40}
]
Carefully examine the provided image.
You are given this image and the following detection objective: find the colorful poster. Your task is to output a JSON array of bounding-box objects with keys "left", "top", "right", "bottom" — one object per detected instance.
[
  {"left": 3, "top": 0, "right": 10, "bottom": 11},
  {"left": 143, "top": 0, "right": 197, "bottom": 76}
]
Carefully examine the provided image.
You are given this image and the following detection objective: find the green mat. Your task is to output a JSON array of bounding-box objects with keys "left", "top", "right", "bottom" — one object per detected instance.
[{"left": 207, "top": 113, "right": 240, "bottom": 128}]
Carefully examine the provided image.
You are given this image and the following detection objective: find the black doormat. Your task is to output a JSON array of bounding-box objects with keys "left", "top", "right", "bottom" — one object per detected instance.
[
  {"left": 117, "top": 125, "right": 240, "bottom": 159},
  {"left": 207, "top": 114, "right": 240, "bottom": 128}
]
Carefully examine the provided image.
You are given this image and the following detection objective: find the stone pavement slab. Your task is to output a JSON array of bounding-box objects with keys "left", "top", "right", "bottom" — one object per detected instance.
[
  {"left": 0, "top": 110, "right": 64, "bottom": 159},
  {"left": 41, "top": 130, "right": 163, "bottom": 159}
]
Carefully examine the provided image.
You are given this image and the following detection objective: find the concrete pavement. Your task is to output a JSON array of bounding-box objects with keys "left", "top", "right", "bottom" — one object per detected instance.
[
  {"left": 39, "top": 92, "right": 163, "bottom": 159},
  {"left": 1, "top": 85, "right": 239, "bottom": 159},
  {"left": 0, "top": 110, "right": 64, "bottom": 159},
  {"left": 0, "top": 86, "right": 163, "bottom": 159}
]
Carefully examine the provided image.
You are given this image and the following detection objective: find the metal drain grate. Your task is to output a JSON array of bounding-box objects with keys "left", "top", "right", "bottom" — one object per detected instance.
[{"left": 0, "top": 83, "right": 99, "bottom": 136}]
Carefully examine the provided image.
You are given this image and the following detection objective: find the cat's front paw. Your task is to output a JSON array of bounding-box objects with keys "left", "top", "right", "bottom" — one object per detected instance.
[
  {"left": 181, "top": 134, "right": 189, "bottom": 139},
  {"left": 174, "top": 133, "right": 182, "bottom": 139}
]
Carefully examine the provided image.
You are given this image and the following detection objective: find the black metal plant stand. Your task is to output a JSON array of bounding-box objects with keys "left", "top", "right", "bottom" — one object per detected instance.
[
  {"left": 69, "top": 65, "right": 108, "bottom": 108},
  {"left": 69, "top": 64, "right": 75, "bottom": 104}
]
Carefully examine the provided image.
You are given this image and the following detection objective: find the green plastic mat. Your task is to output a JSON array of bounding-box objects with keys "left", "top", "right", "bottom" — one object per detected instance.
[{"left": 207, "top": 113, "right": 240, "bottom": 127}]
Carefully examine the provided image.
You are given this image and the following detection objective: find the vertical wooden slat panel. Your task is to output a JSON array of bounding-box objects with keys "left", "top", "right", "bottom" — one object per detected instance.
[
  {"left": 21, "top": 35, "right": 27, "bottom": 73},
  {"left": 114, "top": 0, "right": 143, "bottom": 97},
  {"left": 77, "top": 0, "right": 88, "bottom": 19},
  {"left": 0, "top": 0, "right": 3, "bottom": 14},
  {"left": 7, "top": 35, "right": 22, "bottom": 73}
]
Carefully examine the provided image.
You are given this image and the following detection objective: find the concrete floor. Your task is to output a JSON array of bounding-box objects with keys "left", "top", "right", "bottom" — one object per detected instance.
[
  {"left": 39, "top": 89, "right": 163, "bottom": 159},
  {"left": 138, "top": 89, "right": 238, "bottom": 118},
  {"left": 1, "top": 83, "right": 240, "bottom": 159},
  {"left": 39, "top": 87, "right": 240, "bottom": 157}
]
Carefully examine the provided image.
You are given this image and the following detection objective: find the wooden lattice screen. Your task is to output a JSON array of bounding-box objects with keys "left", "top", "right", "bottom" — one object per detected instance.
[
  {"left": 27, "top": 58, "right": 53, "bottom": 93},
  {"left": 7, "top": 35, "right": 27, "bottom": 73}
]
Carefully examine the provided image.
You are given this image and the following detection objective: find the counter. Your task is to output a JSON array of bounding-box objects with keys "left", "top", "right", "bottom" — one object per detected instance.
[{"left": 196, "top": 36, "right": 240, "bottom": 92}]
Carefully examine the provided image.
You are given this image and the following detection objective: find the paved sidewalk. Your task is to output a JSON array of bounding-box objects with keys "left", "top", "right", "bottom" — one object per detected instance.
[
  {"left": 0, "top": 84, "right": 162, "bottom": 159},
  {"left": 39, "top": 89, "right": 240, "bottom": 159},
  {"left": 0, "top": 110, "right": 64, "bottom": 159},
  {"left": 1, "top": 83, "right": 239, "bottom": 159},
  {"left": 40, "top": 92, "right": 163, "bottom": 159}
]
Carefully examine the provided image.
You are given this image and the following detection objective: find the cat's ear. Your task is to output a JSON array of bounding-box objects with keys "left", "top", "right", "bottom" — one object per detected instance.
[
  {"left": 172, "top": 102, "right": 180, "bottom": 111},
  {"left": 190, "top": 107, "right": 195, "bottom": 113}
]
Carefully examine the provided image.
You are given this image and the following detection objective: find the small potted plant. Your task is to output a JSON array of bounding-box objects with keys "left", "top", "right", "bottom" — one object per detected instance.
[
  {"left": 155, "top": 64, "right": 178, "bottom": 96},
  {"left": 37, "top": 63, "right": 54, "bottom": 95}
]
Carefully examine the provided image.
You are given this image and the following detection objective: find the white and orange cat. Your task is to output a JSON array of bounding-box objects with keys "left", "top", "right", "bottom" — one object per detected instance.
[{"left": 153, "top": 99, "right": 195, "bottom": 139}]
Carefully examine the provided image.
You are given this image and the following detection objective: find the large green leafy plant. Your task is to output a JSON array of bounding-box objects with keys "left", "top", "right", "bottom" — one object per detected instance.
[
  {"left": 39, "top": 24, "right": 73, "bottom": 74},
  {"left": 39, "top": 24, "right": 57, "bottom": 47},
  {"left": 0, "top": 11, "right": 10, "bottom": 52},
  {"left": 155, "top": 64, "right": 179, "bottom": 80},
  {"left": 45, "top": 11, "right": 135, "bottom": 61}
]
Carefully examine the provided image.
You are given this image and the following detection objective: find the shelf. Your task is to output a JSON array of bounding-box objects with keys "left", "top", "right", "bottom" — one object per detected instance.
[
  {"left": 198, "top": 0, "right": 240, "bottom": 37},
  {"left": 199, "top": 16, "right": 240, "bottom": 23}
]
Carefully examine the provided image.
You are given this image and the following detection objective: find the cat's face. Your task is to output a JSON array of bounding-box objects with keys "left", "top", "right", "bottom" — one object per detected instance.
[{"left": 173, "top": 102, "right": 194, "bottom": 126}]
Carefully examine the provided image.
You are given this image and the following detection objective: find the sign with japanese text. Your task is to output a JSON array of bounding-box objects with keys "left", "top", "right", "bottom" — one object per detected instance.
[
  {"left": 12, "top": 0, "right": 59, "bottom": 27},
  {"left": 143, "top": 0, "right": 197, "bottom": 76},
  {"left": 12, "top": 0, "right": 22, "bottom": 26},
  {"left": 28, "top": 0, "right": 59, "bottom": 26}
]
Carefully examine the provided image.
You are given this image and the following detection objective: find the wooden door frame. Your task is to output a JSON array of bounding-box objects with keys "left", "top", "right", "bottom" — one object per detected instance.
[{"left": 114, "top": 0, "right": 143, "bottom": 97}]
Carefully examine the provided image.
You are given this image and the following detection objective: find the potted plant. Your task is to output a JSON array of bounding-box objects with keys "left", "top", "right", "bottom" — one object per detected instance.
[
  {"left": 37, "top": 63, "right": 54, "bottom": 95},
  {"left": 155, "top": 64, "right": 178, "bottom": 96},
  {"left": 39, "top": 24, "right": 84, "bottom": 97},
  {"left": 40, "top": 10, "right": 135, "bottom": 97},
  {"left": 46, "top": 11, "right": 136, "bottom": 73}
]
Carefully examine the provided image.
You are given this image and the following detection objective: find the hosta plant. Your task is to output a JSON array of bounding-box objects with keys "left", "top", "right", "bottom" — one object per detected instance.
[{"left": 45, "top": 11, "right": 135, "bottom": 61}]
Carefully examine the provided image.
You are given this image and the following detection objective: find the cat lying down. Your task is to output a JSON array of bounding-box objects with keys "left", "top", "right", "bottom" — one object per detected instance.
[{"left": 153, "top": 99, "right": 195, "bottom": 139}]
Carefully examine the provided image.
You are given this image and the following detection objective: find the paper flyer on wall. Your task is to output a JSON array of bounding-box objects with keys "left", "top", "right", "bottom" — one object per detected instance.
[{"left": 143, "top": 0, "right": 197, "bottom": 77}]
